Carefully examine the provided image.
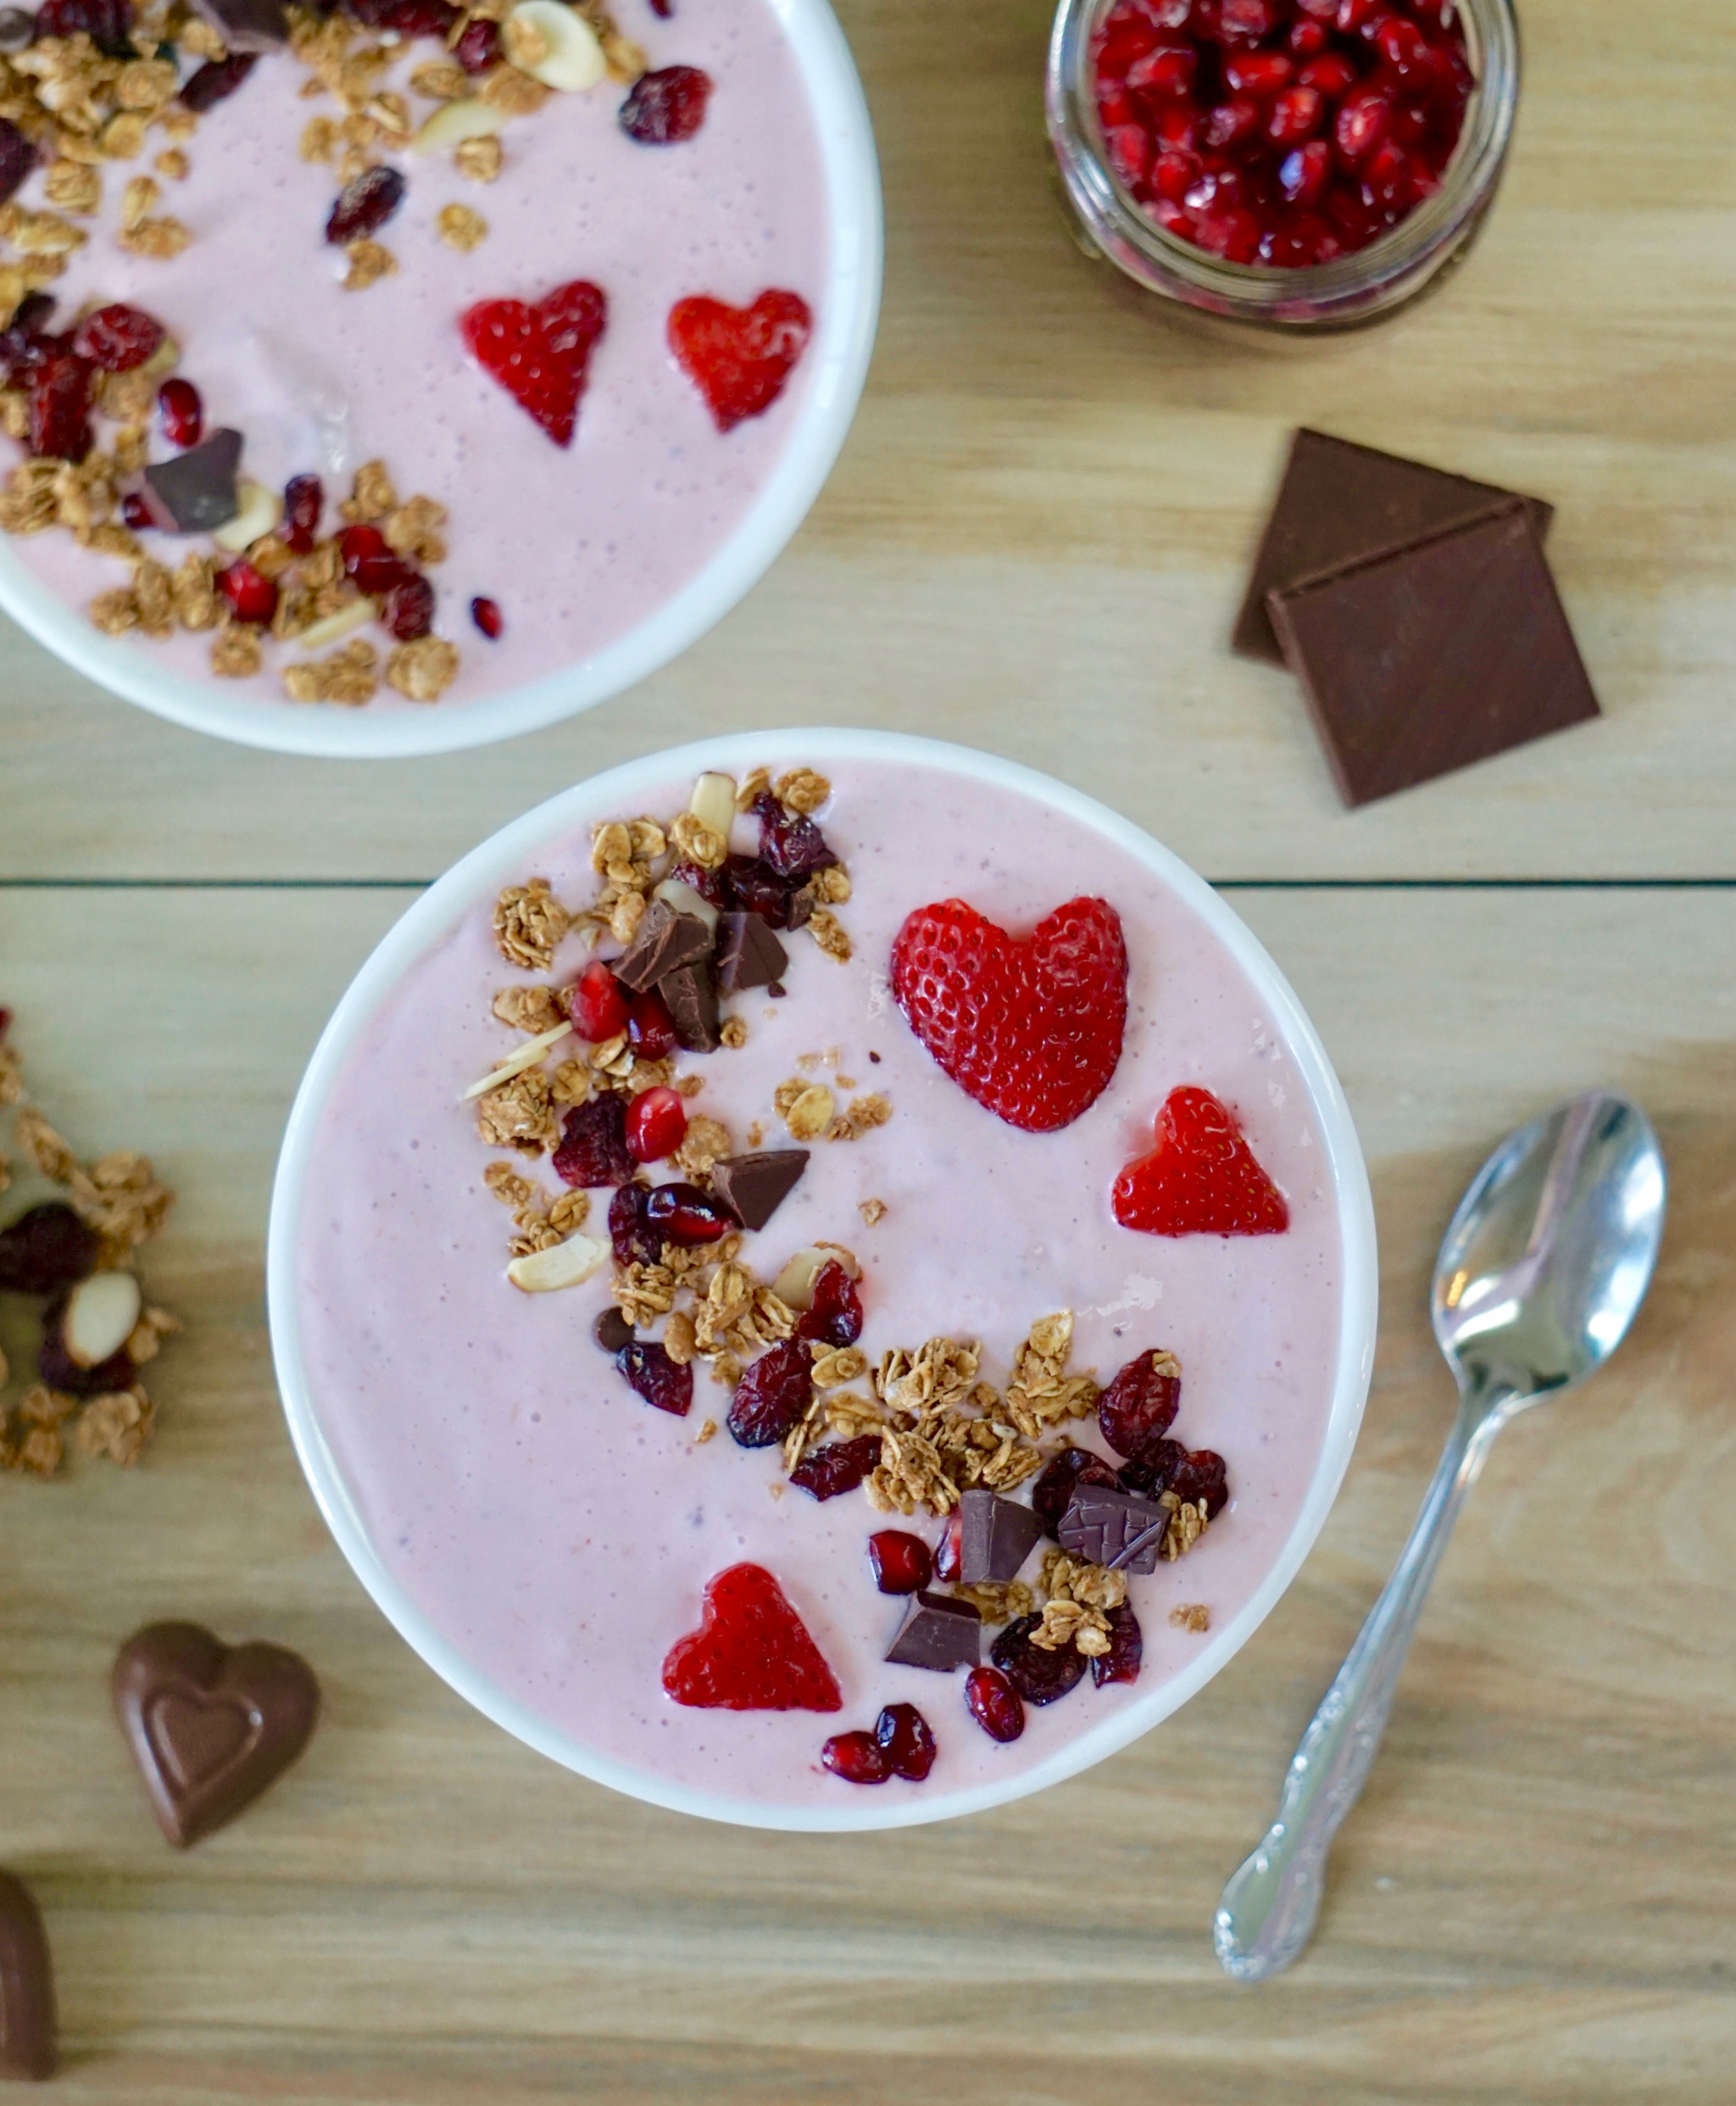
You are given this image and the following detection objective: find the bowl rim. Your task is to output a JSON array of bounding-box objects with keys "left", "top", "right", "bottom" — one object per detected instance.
[
  {"left": 0, "top": 0, "right": 882, "bottom": 760},
  {"left": 266, "top": 727, "right": 1379, "bottom": 1830}
]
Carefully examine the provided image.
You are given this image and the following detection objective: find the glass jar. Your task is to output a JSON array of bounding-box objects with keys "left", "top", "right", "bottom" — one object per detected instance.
[{"left": 1045, "top": 0, "right": 1520, "bottom": 334}]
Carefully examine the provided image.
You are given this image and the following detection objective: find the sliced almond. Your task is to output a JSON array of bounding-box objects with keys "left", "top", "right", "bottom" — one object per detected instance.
[
  {"left": 771, "top": 1242, "right": 861, "bottom": 1312},
  {"left": 412, "top": 96, "right": 509, "bottom": 153},
  {"left": 460, "top": 1019, "right": 573, "bottom": 1101},
  {"left": 294, "top": 595, "right": 376, "bottom": 652},
  {"left": 687, "top": 771, "right": 737, "bottom": 844},
  {"left": 211, "top": 479, "right": 280, "bottom": 553},
  {"left": 507, "top": 1229, "right": 608, "bottom": 1293},
  {"left": 62, "top": 1270, "right": 142, "bottom": 1368},
  {"left": 654, "top": 876, "right": 719, "bottom": 934},
  {"left": 503, "top": 1, "right": 605, "bottom": 91}
]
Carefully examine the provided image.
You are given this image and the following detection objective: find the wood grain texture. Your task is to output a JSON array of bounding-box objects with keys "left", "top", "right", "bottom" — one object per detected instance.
[
  {"left": 3, "top": 887, "right": 1733, "bottom": 2102},
  {"left": 3, "top": 0, "right": 1736, "bottom": 880}
]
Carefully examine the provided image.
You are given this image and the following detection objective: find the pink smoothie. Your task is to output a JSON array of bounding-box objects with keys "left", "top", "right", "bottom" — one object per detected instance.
[
  {"left": 293, "top": 755, "right": 1345, "bottom": 1809},
  {"left": 4, "top": 3, "right": 827, "bottom": 710}
]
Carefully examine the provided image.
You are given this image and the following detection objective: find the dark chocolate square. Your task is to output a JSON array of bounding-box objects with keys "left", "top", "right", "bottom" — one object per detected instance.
[
  {"left": 1267, "top": 504, "right": 1600, "bottom": 808},
  {"left": 1233, "top": 428, "right": 1555, "bottom": 665}
]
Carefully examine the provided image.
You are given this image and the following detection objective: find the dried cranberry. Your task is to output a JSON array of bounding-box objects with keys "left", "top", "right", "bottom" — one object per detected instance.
[
  {"left": 179, "top": 53, "right": 258, "bottom": 113},
  {"left": 619, "top": 64, "right": 712, "bottom": 145},
  {"left": 1031, "top": 1446, "right": 1121, "bottom": 1537},
  {"left": 1097, "top": 1350, "right": 1182, "bottom": 1458},
  {"left": 218, "top": 560, "right": 277, "bottom": 627},
  {"left": 37, "top": 1298, "right": 132, "bottom": 1397},
  {"left": 874, "top": 1702, "right": 937, "bottom": 1781},
  {"left": 616, "top": 1338, "right": 693, "bottom": 1418},
  {"left": 643, "top": 1181, "right": 736, "bottom": 1247},
  {"left": 326, "top": 164, "right": 405, "bottom": 247},
  {"left": 607, "top": 1181, "right": 660, "bottom": 1267},
  {"left": 965, "top": 1664, "right": 1025, "bottom": 1743},
  {"left": 668, "top": 860, "right": 728, "bottom": 908},
  {"left": 380, "top": 572, "right": 435, "bottom": 641},
  {"left": 1116, "top": 1436, "right": 1185, "bottom": 1498},
  {"left": 721, "top": 854, "right": 807, "bottom": 929},
  {"left": 566, "top": 958, "right": 630, "bottom": 1043},
  {"left": 0, "top": 1201, "right": 97, "bottom": 1294},
  {"left": 626, "top": 1085, "right": 686, "bottom": 1163},
  {"left": 338, "top": 524, "right": 412, "bottom": 595},
  {"left": 726, "top": 1337, "right": 812, "bottom": 1448},
  {"left": 470, "top": 594, "right": 504, "bottom": 639},
  {"left": 157, "top": 376, "right": 203, "bottom": 448},
  {"left": 868, "top": 1529, "right": 932, "bottom": 1595},
  {"left": 0, "top": 290, "right": 55, "bottom": 386},
  {"left": 120, "top": 489, "right": 153, "bottom": 531},
  {"left": 991, "top": 1615, "right": 1088, "bottom": 1708},
  {"left": 27, "top": 352, "right": 92, "bottom": 463},
  {"left": 795, "top": 1259, "right": 862, "bottom": 1347},
  {"left": 932, "top": 1508, "right": 962, "bottom": 1581},
  {"left": 36, "top": 0, "right": 131, "bottom": 47},
  {"left": 0, "top": 117, "right": 33, "bottom": 207},
  {"left": 821, "top": 1728, "right": 890, "bottom": 1785},
  {"left": 453, "top": 13, "right": 499, "bottom": 70},
  {"left": 1092, "top": 1602, "right": 1143, "bottom": 1688},
  {"left": 753, "top": 792, "right": 838, "bottom": 880},
  {"left": 789, "top": 1435, "right": 882, "bottom": 1502},
  {"left": 281, "top": 473, "right": 322, "bottom": 553},
  {"left": 383, "top": 0, "right": 459, "bottom": 31},
  {"left": 1117, "top": 1438, "right": 1229, "bottom": 1517},
  {"left": 552, "top": 1095, "right": 634, "bottom": 1188},
  {"left": 626, "top": 987, "right": 677, "bottom": 1060},
  {"left": 648, "top": 0, "right": 670, "bottom": 15}
]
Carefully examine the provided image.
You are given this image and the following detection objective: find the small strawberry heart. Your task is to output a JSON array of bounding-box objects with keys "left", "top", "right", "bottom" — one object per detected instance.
[
  {"left": 460, "top": 278, "right": 608, "bottom": 447},
  {"left": 667, "top": 288, "right": 812, "bottom": 432},
  {"left": 891, "top": 896, "right": 1128, "bottom": 1132},
  {"left": 1112, "top": 1085, "right": 1290, "bottom": 1236},
  {"left": 661, "top": 1563, "right": 843, "bottom": 1712}
]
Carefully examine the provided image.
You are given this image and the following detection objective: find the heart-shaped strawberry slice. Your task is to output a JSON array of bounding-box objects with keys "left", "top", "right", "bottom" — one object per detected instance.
[
  {"left": 891, "top": 896, "right": 1128, "bottom": 1132},
  {"left": 1113, "top": 1086, "right": 1290, "bottom": 1236},
  {"left": 667, "top": 289, "right": 812, "bottom": 432},
  {"left": 662, "top": 1563, "right": 843, "bottom": 1712},
  {"left": 460, "top": 279, "right": 608, "bottom": 447}
]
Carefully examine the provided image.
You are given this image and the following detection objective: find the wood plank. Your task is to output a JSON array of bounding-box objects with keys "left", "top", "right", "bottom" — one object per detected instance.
[
  {"left": 2, "top": 884, "right": 1733, "bottom": 2101},
  {"left": 3, "top": 0, "right": 1736, "bottom": 881}
]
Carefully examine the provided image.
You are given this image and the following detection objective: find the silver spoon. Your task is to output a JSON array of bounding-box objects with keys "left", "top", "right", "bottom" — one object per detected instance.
[{"left": 1214, "top": 1089, "right": 1666, "bottom": 1983}]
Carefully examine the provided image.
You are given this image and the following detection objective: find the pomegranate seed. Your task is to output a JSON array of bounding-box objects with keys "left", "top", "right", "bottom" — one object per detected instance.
[
  {"left": 1097, "top": 84, "right": 1133, "bottom": 127},
  {"left": 35, "top": 0, "right": 131, "bottom": 42},
  {"left": 649, "top": 0, "right": 671, "bottom": 14},
  {"left": 1105, "top": 123, "right": 1151, "bottom": 189},
  {"left": 1152, "top": 148, "right": 1199, "bottom": 201},
  {"left": 626, "top": 1085, "right": 686, "bottom": 1162},
  {"left": 551, "top": 1095, "right": 635, "bottom": 1188},
  {"left": 1194, "top": 205, "right": 1261, "bottom": 262},
  {"left": 965, "top": 1666, "right": 1025, "bottom": 1743},
  {"left": 470, "top": 594, "right": 504, "bottom": 639},
  {"left": 1288, "top": 18, "right": 1327, "bottom": 55},
  {"left": 0, "top": 117, "right": 32, "bottom": 207},
  {"left": 567, "top": 958, "right": 630, "bottom": 1042},
  {"left": 379, "top": 573, "right": 435, "bottom": 642},
  {"left": 1334, "top": 86, "right": 1391, "bottom": 162},
  {"left": 1297, "top": 0, "right": 1339, "bottom": 14},
  {"left": 726, "top": 1337, "right": 813, "bottom": 1448},
  {"left": 1093, "top": 12, "right": 1160, "bottom": 77},
  {"left": 1336, "top": 0, "right": 1377, "bottom": 26},
  {"left": 217, "top": 560, "right": 277, "bottom": 627},
  {"left": 992, "top": 1616, "right": 1088, "bottom": 1708},
  {"left": 619, "top": 64, "right": 712, "bottom": 144},
  {"left": 1099, "top": 1351, "right": 1182, "bottom": 1459},
  {"left": 120, "top": 489, "right": 153, "bottom": 531},
  {"left": 608, "top": 1182, "right": 660, "bottom": 1267},
  {"left": 643, "top": 1182, "right": 737, "bottom": 1247},
  {"left": 1126, "top": 44, "right": 1195, "bottom": 98},
  {"left": 338, "top": 524, "right": 412, "bottom": 595},
  {"left": 1297, "top": 53, "right": 1358, "bottom": 96},
  {"left": 454, "top": 14, "right": 500, "bottom": 70},
  {"left": 616, "top": 1339, "right": 693, "bottom": 1418},
  {"left": 821, "top": 1729, "right": 891, "bottom": 1786},
  {"left": 326, "top": 164, "right": 404, "bottom": 246},
  {"left": 179, "top": 53, "right": 256, "bottom": 112},
  {"left": 626, "top": 987, "right": 677, "bottom": 1060},
  {"left": 281, "top": 473, "right": 321, "bottom": 553},
  {"left": 38, "top": 1311, "right": 133, "bottom": 1398},
  {"left": 794, "top": 1260, "right": 862, "bottom": 1348},
  {"left": 1032, "top": 1447, "right": 1121, "bottom": 1538},
  {"left": 1376, "top": 14, "right": 1431, "bottom": 75},
  {"left": 1365, "top": 135, "right": 1415, "bottom": 207},
  {"left": 1093, "top": 1602, "right": 1144, "bottom": 1687},
  {"left": 1204, "top": 98, "right": 1259, "bottom": 149},
  {"left": 0, "top": 1201, "right": 97, "bottom": 1293},
  {"left": 875, "top": 1703, "right": 937, "bottom": 1782},
  {"left": 789, "top": 1435, "right": 883, "bottom": 1502},
  {"left": 933, "top": 1509, "right": 962, "bottom": 1582},
  {"left": 1153, "top": 103, "right": 1198, "bottom": 150},
  {"left": 157, "top": 376, "right": 203, "bottom": 448},
  {"left": 28, "top": 353, "right": 92, "bottom": 463},
  {"left": 869, "top": 1530, "right": 932, "bottom": 1595},
  {"left": 1280, "top": 138, "right": 1333, "bottom": 204},
  {"left": 70, "top": 303, "right": 164, "bottom": 373},
  {"left": 1217, "top": 0, "right": 1273, "bottom": 39},
  {"left": 1222, "top": 50, "right": 1290, "bottom": 96},
  {"left": 1267, "top": 84, "right": 1325, "bottom": 145}
]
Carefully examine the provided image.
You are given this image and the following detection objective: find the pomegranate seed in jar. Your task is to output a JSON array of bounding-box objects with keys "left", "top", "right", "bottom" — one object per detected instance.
[
  {"left": 1334, "top": 86, "right": 1391, "bottom": 164},
  {"left": 626, "top": 1085, "right": 687, "bottom": 1162},
  {"left": 1105, "top": 124, "right": 1152, "bottom": 189},
  {"left": 1222, "top": 49, "right": 1290, "bottom": 97},
  {"left": 567, "top": 958, "right": 630, "bottom": 1042},
  {"left": 1288, "top": 17, "right": 1327, "bottom": 56},
  {"left": 1126, "top": 44, "right": 1195, "bottom": 98},
  {"left": 157, "top": 376, "right": 202, "bottom": 447},
  {"left": 1280, "top": 138, "right": 1333, "bottom": 205},
  {"left": 1267, "top": 85, "right": 1325, "bottom": 146},
  {"left": 821, "top": 1730, "right": 891, "bottom": 1786},
  {"left": 217, "top": 560, "right": 277, "bottom": 626}
]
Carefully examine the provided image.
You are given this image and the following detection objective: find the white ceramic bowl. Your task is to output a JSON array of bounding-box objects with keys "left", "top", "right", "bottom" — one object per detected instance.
[
  {"left": 0, "top": 2, "right": 881, "bottom": 760},
  {"left": 269, "top": 729, "right": 1378, "bottom": 1829}
]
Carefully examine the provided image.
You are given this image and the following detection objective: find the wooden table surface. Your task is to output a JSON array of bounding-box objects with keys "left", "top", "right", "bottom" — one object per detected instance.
[{"left": 4, "top": 1, "right": 1736, "bottom": 2098}]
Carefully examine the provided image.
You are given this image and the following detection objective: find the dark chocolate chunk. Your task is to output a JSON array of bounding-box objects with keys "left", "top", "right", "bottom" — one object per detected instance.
[
  {"left": 1233, "top": 428, "right": 1555, "bottom": 664},
  {"left": 958, "top": 1488, "right": 1045, "bottom": 1585},
  {"left": 138, "top": 426, "right": 242, "bottom": 534},
  {"left": 191, "top": 0, "right": 290, "bottom": 48},
  {"left": 594, "top": 1306, "right": 635, "bottom": 1353},
  {"left": 708, "top": 1150, "right": 808, "bottom": 1232},
  {"left": 112, "top": 1621, "right": 320, "bottom": 1848},
  {"left": 884, "top": 1590, "right": 981, "bottom": 1674},
  {"left": 612, "top": 900, "right": 713, "bottom": 993},
  {"left": 1058, "top": 1485, "right": 1171, "bottom": 1574},
  {"left": 659, "top": 961, "right": 720, "bottom": 1053},
  {"left": 0, "top": 1869, "right": 55, "bottom": 2082},
  {"left": 713, "top": 910, "right": 787, "bottom": 994},
  {"left": 1268, "top": 504, "right": 1600, "bottom": 808}
]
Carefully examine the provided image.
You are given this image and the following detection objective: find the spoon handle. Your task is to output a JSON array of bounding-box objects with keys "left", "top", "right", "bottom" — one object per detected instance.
[{"left": 1213, "top": 1396, "right": 1510, "bottom": 1982}]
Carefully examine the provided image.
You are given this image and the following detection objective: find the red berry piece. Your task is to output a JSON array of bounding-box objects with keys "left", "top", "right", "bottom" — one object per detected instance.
[
  {"left": 326, "top": 164, "right": 405, "bottom": 245},
  {"left": 1267, "top": 84, "right": 1325, "bottom": 146},
  {"left": 607, "top": 1182, "right": 660, "bottom": 1268},
  {"left": 179, "top": 53, "right": 257, "bottom": 112},
  {"left": 670, "top": 859, "right": 729, "bottom": 911},
  {"left": 1092, "top": 1602, "right": 1143, "bottom": 1688},
  {"left": 1116, "top": 1438, "right": 1229, "bottom": 1517},
  {"left": 281, "top": 473, "right": 321, "bottom": 553},
  {"left": 991, "top": 1615, "right": 1088, "bottom": 1708},
  {"left": 663, "top": 1563, "right": 843, "bottom": 1712},
  {"left": 0, "top": 1201, "right": 97, "bottom": 1293},
  {"left": 965, "top": 1665, "right": 1026, "bottom": 1743},
  {"left": 1112, "top": 1085, "right": 1289, "bottom": 1237},
  {"left": 461, "top": 279, "right": 608, "bottom": 448},
  {"left": 1127, "top": 44, "right": 1194, "bottom": 98},
  {"left": 891, "top": 895, "right": 1128, "bottom": 1134},
  {"left": 821, "top": 1729, "right": 891, "bottom": 1785},
  {"left": 157, "top": 376, "right": 203, "bottom": 448},
  {"left": 626, "top": 1085, "right": 686, "bottom": 1163},
  {"left": 1219, "top": 0, "right": 1274, "bottom": 38},
  {"left": 619, "top": 64, "right": 712, "bottom": 144},
  {"left": 725, "top": 1337, "right": 813, "bottom": 1448},
  {"left": 120, "top": 489, "right": 152, "bottom": 531},
  {"left": 794, "top": 1259, "right": 862, "bottom": 1347},
  {"left": 1031, "top": 1447, "right": 1121, "bottom": 1537},
  {"left": 28, "top": 352, "right": 93, "bottom": 464},
  {"left": 868, "top": 1529, "right": 932, "bottom": 1596},
  {"left": 566, "top": 958, "right": 630, "bottom": 1043},
  {"left": 1298, "top": 53, "right": 1358, "bottom": 96},
  {"left": 648, "top": 0, "right": 671, "bottom": 14},
  {"left": 338, "top": 522, "right": 412, "bottom": 595},
  {"left": 380, "top": 573, "right": 435, "bottom": 642},
  {"left": 1104, "top": 123, "right": 1150, "bottom": 190},
  {"left": 643, "top": 1181, "right": 737, "bottom": 1247},
  {"left": 1222, "top": 49, "right": 1290, "bottom": 96},
  {"left": 454, "top": 13, "right": 499, "bottom": 70},
  {"left": 789, "top": 1435, "right": 882, "bottom": 1502},
  {"left": 668, "top": 288, "right": 812, "bottom": 434},
  {"left": 36, "top": 0, "right": 131, "bottom": 42},
  {"left": 552, "top": 1095, "right": 634, "bottom": 1188},
  {"left": 721, "top": 853, "right": 806, "bottom": 929},
  {"left": 875, "top": 1702, "right": 937, "bottom": 1782},
  {"left": 70, "top": 301, "right": 162, "bottom": 373},
  {"left": 1097, "top": 1350, "right": 1182, "bottom": 1459},
  {"left": 470, "top": 594, "right": 504, "bottom": 639},
  {"left": 616, "top": 1338, "right": 693, "bottom": 1418},
  {"left": 932, "top": 1508, "right": 962, "bottom": 1582},
  {"left": 1334, "top": 86, "right": 1391, "bottom": 164},
  {"left": 1288, "top": 17, "right": 1327, "bottom": 56},
  {"left": 1280, "top": 137, "right": 1333, "bottom": 205},
  {"left": 217, "top": 560, "right": 278, "bottom": 627},
  {"left": 0, "top": 117, "right": 32, "bottom": 206},
  {"left": 752, "top": 791, "right": 838, "bottom": 880},
  {"left": 626, "top": 986, "right": 677, "bottom": 1060}
]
